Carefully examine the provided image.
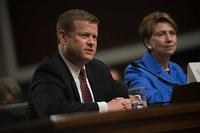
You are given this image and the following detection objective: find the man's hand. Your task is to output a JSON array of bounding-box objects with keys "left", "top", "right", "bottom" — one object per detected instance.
[
  {"left": 107, "top": 97, "right": 132, "bottom": 112},
  {"left": 115, "top": 97, "right": 132, "bottom": 110}
]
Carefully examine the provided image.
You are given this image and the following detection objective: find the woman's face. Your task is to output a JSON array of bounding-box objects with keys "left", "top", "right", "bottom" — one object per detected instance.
[{"left": 146, "top": 22, "right": 177, "bottom": 58}]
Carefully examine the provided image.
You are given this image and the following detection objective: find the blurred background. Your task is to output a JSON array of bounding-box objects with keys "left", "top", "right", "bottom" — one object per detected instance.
[{"left": 0, "top": 0, "right": 200, "bottom": 100}]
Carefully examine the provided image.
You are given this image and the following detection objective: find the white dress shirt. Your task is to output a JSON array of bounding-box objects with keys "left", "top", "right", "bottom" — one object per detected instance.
[{"left": 59, "top": 52, "right": 108, "bottom": 113}]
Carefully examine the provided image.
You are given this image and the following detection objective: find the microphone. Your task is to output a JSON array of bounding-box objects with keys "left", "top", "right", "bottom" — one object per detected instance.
[{"left": 131, "top": 62, "right": 179, "bottom": 86}]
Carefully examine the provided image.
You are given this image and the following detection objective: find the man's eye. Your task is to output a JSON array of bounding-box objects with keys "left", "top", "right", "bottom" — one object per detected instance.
[
  {"left": 80, "top": 34, "right": 89, "bottom": 38},
  {"left": 81, "top": 34, "right": 88, "bottom": 37},
  {"left": 93, "top": 35, "right": 98, "bottom": 39}
]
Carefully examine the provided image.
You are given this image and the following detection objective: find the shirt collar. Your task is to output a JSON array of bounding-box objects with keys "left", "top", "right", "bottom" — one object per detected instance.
[
  {"left": 59, "top": 52, "right": 85, "bottom": 79},
  {"left": 142, "top": 51, "right": 163, "bottom": 74}
]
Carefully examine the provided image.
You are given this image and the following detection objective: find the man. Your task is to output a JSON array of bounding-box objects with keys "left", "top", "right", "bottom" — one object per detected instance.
[{"left": 27, "top": 9, "right": 131, "bottom": 119}]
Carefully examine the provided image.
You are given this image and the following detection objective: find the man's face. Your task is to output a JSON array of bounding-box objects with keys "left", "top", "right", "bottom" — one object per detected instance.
[
  {"left": 63, "top": 20, "right": 98, "bottom": 66},
  {"left": 147, "top": 22, "right": 177, "bottom": 58}
]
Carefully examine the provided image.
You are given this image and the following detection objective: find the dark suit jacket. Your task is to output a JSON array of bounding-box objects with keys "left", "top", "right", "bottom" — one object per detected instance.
[{"left": 27, "top": 52, "right": 128, "bottom": 118}]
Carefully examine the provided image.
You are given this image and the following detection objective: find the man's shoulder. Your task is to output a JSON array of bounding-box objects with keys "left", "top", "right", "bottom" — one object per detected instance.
[
  {"left": 35, "top": 52, "right": 65, "bottom": 73},
  {"left": 31, "top": 52, "right": 68, "bottom": 86},
  {"left": 86, "top": 58, "right": 109, "bottom": 72},
  {"left": 88, "top": 58, "right": 105, "bottom": 65},
  {"left": 39, "top": 52, "right": 61, "bottom": 65}
]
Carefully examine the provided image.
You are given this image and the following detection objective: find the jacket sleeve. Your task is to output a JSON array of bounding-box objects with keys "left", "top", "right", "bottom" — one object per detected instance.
[{"left": 30, "top": 62, "right": 98, "bottom": 119}]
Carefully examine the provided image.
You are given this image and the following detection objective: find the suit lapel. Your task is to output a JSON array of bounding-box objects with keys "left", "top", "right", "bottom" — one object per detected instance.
[
  {"left": 56, "top": 52, "right": 81, "bottom": 101},
  {"left": 86, "top": 67, "right": 98, "bottom": 101},
  {"left": 85, "top": 62, "right": 104, "bottom": 101}
]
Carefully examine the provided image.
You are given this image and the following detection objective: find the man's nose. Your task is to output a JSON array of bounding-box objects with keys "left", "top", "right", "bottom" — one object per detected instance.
[{"left": 87, "top": 37, "right": 96, "bottom": 45}]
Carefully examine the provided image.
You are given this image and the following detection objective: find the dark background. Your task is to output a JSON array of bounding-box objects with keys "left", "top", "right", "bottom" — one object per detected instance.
[
  {"left": 6, "top": 0, "right": 200, "bottom": 92},
  {"left": 7, "top": 0, "right": 200, "bottom": 66}
]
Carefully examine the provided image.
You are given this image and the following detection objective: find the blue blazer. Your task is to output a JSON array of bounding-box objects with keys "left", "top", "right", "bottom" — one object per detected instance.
[{"left": 124, "top": 52, "right": 187, "bottom": 105}]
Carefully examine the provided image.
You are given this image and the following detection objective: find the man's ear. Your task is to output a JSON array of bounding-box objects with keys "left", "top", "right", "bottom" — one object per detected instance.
[{"left": 58, "top": 30, "right": 66, "bottom": 44}]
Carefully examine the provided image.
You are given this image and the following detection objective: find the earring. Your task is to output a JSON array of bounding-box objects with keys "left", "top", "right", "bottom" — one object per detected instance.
[{"left": 148, "top": 45, "right": 152, "bottom": 50}]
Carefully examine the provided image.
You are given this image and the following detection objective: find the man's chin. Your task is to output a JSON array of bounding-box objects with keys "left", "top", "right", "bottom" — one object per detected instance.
[{"left": 83, "top": 55, "right": 94, "bottom": 62}]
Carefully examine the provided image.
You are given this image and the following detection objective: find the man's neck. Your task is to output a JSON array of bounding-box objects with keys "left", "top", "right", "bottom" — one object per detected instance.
[{"left": 59, "top": 51, "right": 85, "bottom": 69}]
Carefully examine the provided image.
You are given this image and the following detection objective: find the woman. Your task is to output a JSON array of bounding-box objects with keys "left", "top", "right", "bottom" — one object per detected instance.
[{"left": 124, "top": 11, "right": 187, "bottom": 106}]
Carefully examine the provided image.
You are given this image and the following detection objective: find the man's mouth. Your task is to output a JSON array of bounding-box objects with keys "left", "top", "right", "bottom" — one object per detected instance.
[{"left": 84, "top": 49, "right": 94, "bottom": 54}]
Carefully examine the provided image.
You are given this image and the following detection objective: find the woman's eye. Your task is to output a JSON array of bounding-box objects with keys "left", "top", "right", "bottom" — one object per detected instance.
[{"left": 158, "top": 32, "right": 164, "bottom": 36}]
